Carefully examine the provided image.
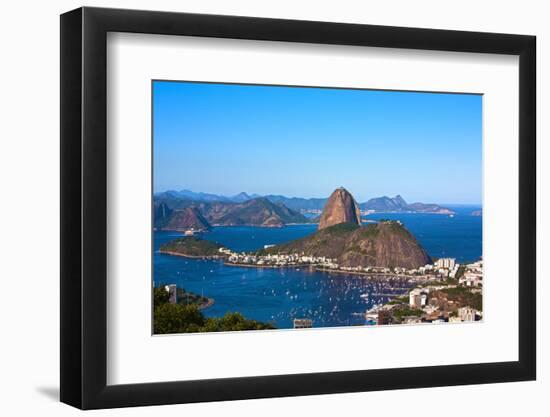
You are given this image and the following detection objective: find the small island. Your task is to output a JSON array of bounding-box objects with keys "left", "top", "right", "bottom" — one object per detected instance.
[{"left": 159, "top": 237, "right": 227, "bottom": 259}]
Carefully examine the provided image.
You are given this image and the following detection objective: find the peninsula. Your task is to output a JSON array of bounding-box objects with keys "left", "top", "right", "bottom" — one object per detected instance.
[
  {"left": 159, "top": 237, "right": 227, "bottom": 259},
  {"left": 258, "top": 187, "right": 431, "bottom": 269}
]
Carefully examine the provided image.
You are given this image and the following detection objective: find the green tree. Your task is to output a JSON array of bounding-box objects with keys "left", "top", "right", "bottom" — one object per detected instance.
[
  {"left": 442, "top": 286, "right": 482, "bottom": 311},
  {"left": 152, "top": 287, "right": 276, "bottom": 334},
  {"left": 153, "top": 286, "right": 170, "bottom": 307},
  {"left": 154, "top": 304, "right": 205, "bottom": 334},
  {"left": 201, "top": 312, "right": 275, "bottom": 332},
  {"left": 392, "top": 307, "right": 424, "bottom": 322}
]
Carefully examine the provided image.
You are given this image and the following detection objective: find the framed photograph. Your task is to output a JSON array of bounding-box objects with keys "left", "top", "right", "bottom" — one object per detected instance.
[{"left": 60, "top": 6, "right": 536, "bottom": 409}]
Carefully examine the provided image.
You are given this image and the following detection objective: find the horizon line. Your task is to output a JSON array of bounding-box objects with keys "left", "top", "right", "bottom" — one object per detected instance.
[{"left": 153, "top": 188, "right": 482, "bottom": 206}]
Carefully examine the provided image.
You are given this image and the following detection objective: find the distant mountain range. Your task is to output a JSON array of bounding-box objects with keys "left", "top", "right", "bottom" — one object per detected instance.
[
  {"left": 159, "top": 189, "right": 262, "bottom": 203},
  {"left": 157, "top": 189, "right": 325, "bottom": 211},
  {"left": 155, "top": 189, "right": 454, "bottom": 214},
  {"left": 360, "top": 195, "right": 454, "bottom": 214},
  {"left": 360, "top": 195, "right": 408, "bottom": 212}
]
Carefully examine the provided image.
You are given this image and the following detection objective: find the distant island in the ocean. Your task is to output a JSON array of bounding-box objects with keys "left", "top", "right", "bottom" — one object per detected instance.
[{"left": 153, "top": 189, "right": 455, "bottom": 231}]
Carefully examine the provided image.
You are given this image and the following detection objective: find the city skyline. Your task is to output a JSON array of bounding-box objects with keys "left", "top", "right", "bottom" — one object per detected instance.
[{"left": 153, "top": 81, "right": 482, "bottom": 204}]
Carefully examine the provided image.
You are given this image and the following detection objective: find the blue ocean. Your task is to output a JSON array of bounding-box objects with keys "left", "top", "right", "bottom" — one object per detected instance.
[{"left": 153, "top": 205, "right": 481, "bottom": 329}]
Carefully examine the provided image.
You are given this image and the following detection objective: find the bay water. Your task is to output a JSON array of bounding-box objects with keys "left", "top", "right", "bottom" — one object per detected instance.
[{"left": 153, "top": 205, "right": 481, "bottom": 329}]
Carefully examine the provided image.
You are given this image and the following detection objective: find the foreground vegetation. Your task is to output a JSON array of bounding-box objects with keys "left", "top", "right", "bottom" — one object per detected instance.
[
  {"left": 439, "top": 286, "right": 482, "bottom": 311},
  {"left": 153, "top": 286, "right": 275, "bottom": 334}
]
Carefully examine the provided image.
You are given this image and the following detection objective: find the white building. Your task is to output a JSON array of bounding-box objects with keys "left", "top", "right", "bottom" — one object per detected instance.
[
  {"left": 409, "top": 288, "right": 429, "bottom": 308},
  {"left": 459, "top": 272, "right": 482, "bottom": 287},
  {"left": 458, "top": 306, "right": 476, "bottom": 322},
  {"left": 436, "top": 258, "right": 456, "bottom": 270},
  {"left": 438, "top": 268, "right": 449, "bottom": 277},
  {"left": 164, "top": 284, "right": 177, "bottom": 304},
  {"left": 409, "top": 289, "right": 420, "bottom": 307},
  {"left": 293, "top": 319, "right": 313, "bottom": 329}
]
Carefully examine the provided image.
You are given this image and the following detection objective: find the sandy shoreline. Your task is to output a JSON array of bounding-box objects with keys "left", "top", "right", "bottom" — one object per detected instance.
[
  {"left": 314, "top": 267, "right": 415, "bottom": 280},
  {"left": 223, "top": 262, "right": 317, "bottom": 269},
  {"left": 223, "top": 262, "right": 429, "bottom": 281},
  {"left": 161, "top": 250, "right": 434, "bottom": 282}
]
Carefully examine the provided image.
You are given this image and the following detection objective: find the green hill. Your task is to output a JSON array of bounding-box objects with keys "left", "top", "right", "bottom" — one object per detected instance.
[
  {"left": 260, "top": 221, "right": 431, "bottom": 269},
  {"left": 159, "top": 237, "right": 224, "bottom": 258}
]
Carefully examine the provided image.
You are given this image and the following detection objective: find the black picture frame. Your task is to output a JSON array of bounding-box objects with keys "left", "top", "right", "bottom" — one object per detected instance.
[{"left": 60, "top": 6, "right": 536, "bottom": 410}]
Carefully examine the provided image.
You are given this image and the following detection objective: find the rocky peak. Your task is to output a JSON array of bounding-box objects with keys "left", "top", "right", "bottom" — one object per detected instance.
[
  {"left": 318, "top": 187, "right": 361, "bottom": 230},
  {"left": 165, "top": 207, "right": 211, "bottom": 231}
]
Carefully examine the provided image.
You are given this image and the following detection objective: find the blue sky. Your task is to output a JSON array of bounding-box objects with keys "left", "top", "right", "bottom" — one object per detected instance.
[{"left": 153, "top": 81, "right": 482, "bottom": 204}]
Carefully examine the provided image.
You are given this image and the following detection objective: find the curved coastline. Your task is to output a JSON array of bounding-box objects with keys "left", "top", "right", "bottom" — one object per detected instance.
[
  {"left": 314, "top": 267, "right": 418, "bottom": 280},
  {"left": 158, "top": 249, "right": 226, "bottom": 260},
  {"left": 222, "top": 262, "right": 434, "bottom": 282}
]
